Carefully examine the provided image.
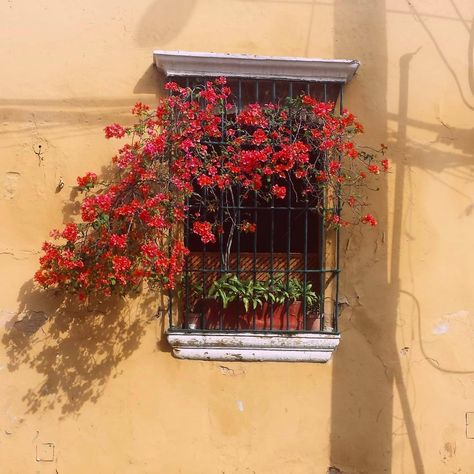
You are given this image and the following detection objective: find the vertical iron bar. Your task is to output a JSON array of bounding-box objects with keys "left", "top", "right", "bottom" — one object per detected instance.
[
  {"left": 319, "top": 83, "right": 328, "bottom": 332},
  {"left": 184, "top": 197, "right": 190, "bottom": 329},
  {"left": 303, "top": 195, "right": 308, "bottom": 330},
  {"left": 253, "top": 190, "right": 258, "bottom": 330},
  {"left": 183, "top": 75, "right": 191, "bottom": 331},
  {"left": 270, "top": 178, "right": 275, "bottom": 330},
  {"left": 334, "top": 85, "right": 343, "bottom": 333},
  {"left": 219, "top": 189, "right": 224, "bottom": 330},
  {"left": 250, "top": 74, "right": 260, "bottom": 330},
  {"left": 286, "top": 176, "right": 291, "bottom": 331},
  {"left": 305, "top": 83, "right": 312, "bottom": 331},
  {"left": 202, "top": 188, "right": 208, "bottom": 330},
  {"left": 287, "top": 81, "right": 294, "bottom": 330},
  {"left": 237, "top": 185, "right": 241, "bottom": 278},
  {"left": 238, "top": 79, "right": 242, "bottom": 112},
  {"left": 167, "top": 80, "right": 180, "bottom": 331}
]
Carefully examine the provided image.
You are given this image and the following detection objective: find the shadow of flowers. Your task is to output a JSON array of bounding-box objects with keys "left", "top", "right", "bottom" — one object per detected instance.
[{"left": 2, "top": 279, "right": 161, "bottom": 416}]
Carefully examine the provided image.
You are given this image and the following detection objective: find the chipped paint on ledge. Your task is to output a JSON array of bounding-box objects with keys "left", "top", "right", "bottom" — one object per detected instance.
[{"left": 166, "top": 331, "right": 340, "bottom": 362}]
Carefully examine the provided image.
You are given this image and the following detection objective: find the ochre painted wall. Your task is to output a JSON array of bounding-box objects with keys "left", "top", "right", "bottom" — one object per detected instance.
[{"left": 1, "top": 1, "right": 474, "bottom": 472}]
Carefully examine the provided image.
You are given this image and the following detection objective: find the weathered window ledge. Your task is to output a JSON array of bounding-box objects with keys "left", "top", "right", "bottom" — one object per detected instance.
[
  {"left": 167, "top": 331, "right": 340, "bottom": 363},
  {"left": 154, "top": 50, "right": 359, "bottom": 83}
]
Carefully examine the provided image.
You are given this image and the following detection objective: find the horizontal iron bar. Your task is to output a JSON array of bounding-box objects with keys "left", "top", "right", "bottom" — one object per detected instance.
[
  {"left": 169, "top": 328, "right": 340, "bottom": 335},
  {"left": 188, "top": 205, "right": 330, "bottom": 211},
  {"left": 184, "top": 268, "right": 340, "bottom": 274}
]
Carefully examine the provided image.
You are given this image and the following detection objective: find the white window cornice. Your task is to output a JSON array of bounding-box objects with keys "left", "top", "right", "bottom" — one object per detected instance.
[{"left": 154, "top": 50, "right": 360, "bottom": 83}]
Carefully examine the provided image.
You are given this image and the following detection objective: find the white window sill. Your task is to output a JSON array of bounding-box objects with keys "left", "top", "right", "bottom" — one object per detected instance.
[{"left": 167, "top": 331, "right": 340, "bottom": 363}]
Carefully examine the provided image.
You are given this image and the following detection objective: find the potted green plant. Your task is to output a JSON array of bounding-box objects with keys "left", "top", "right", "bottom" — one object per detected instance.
[
  {"left": 255, "top": 278, "right": 321, "bottom": 330},
  {"left": 204, "top": 275, "right": 268, "bottom": 329},
  {"left": 192, "top": 274, "right": 321, "bottom": 331}
]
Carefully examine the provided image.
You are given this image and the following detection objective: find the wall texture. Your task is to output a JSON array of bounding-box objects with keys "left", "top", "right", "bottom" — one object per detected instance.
[{"left": 1, "top": 0, "right": 474, "bottom": 472}]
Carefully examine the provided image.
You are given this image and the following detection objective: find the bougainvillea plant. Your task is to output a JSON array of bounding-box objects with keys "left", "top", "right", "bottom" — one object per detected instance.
[{"left": 34, "top": 77, "right": 387, "bottom": 300}]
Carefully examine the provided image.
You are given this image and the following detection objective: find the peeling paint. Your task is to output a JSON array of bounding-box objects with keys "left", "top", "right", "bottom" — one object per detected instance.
[
  {"left": 219, "top": 365, "right": 245, "bottom": 376},
  {"left": 2, "top": 172, "right": 20, "bottom": 199},
  {"left": 236, "top": 400, "right": 244, "bottom": 412},
  {"left": 440, "top": 441, "right": 456, "bottom": 463},
  {"left": 432, "top": 310, "right": 471, "bottom": 335},
  {"left": 433, "top": 321, "right": 450, "bottom": 335},
  {"left": 167, "top": 331, "right": 340, "bottom": 362}
]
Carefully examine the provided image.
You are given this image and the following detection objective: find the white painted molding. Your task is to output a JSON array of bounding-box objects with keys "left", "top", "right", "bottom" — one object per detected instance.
[
  {"left": 167, "top": 331, "right": 340, "bottom": 363},
  {"left": 154, "top": 50, "right": 359, "bottom": 83}
]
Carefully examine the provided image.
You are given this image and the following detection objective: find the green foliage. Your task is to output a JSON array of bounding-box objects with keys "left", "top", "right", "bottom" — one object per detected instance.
[{"left": 207, "top": 274, "right": 320, "bottom": 313}]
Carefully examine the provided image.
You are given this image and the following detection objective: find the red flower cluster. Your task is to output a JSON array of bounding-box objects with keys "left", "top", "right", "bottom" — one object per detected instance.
[
  {"left": 361, "top": 214, "right": 378, "bottom": 226},
  {"left": 192, "top": 221, "right": 216, "bottom": 244},
  {"left": 104, "top": 123, "right": 126, "bottom": 139},
  {"left": 272, "top": 185, "right": 286, "bottom": 200},
  {"left": 241, "top": 221, "right": 257, "bottom": 233},
  {"left": 77, "top": 172, "right": 97, "bottom": 189},
  {"left": 35, "top": 78, "right": 387, "bottom": 299}
]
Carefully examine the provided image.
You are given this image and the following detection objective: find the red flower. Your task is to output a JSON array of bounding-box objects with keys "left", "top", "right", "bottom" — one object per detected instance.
[
  {"left": 132, "top": 102, "right": 150, "bottom": 115},
  {"left": 77, "top": 172, "right": 97, "bottom": 189},
  {"left": 110, "top": 234, "right": 127, "bottom": 249},
  {"left": 252, "top": 129, "right": 267, "bottom": 145},
  {"left": 112, "top": 256, "right": 131, "bottom": 273},
  {"left": 272, "top": 185, "right": 286, "bottom": 200},
  {"left": 164, "top": 81, "right": 179, "bottom": 91},
  {"left": 62, "top": 223, "right": 78, "bottom": 242},
  {"left": 329, "top": 161, "right": 341, "bottom": 175},
  {"left": 237, "top": 104, "right": 268, "bottom": 127},
  {"left": 241, "top": 221, "right": 257, "bottom": 233},
  {"left": 361, "top": 214, "right": 378, "bottom": 226},
  {"left": 317, "top": 171, "right": 328, "bottom": 182},
  {"left": 192, "top": 221, "right": 216, "bottom": 244},
  {"left": 104, "top": 123, "right": 126, "bottom": 139},
  {"left": 197, "top": 175, "right": 213, "bottom": 187}
]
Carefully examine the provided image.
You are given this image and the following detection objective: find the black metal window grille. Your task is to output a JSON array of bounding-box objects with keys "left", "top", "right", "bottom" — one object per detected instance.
[{"left": 167, "top": 76, "right": 343, "bottom": 334}]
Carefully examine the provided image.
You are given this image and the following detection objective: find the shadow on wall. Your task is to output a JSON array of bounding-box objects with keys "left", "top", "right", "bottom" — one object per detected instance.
[
  {"left": 0, "top": 67, "right": 165, "bottom": 145},
  {"left": 330, "top": 1, "right": 474, "bottom": 473},
  {"left": 329, "top": 0, "right": 395, "bottom": 471},
  {"left": 2, "top": 157, "right": 171, "bottom": 415},
  {"left": 0, "top": 0, "right": 189, "bottom": 417},
  {"left": 1, "top": 281, "right": 165, "bottom": 416},
  {"left": 134, "top": 64, "right": 166, "bottom": 96},
  {"left": 134, "top": 0, "right": 197, "bottom": 47}
]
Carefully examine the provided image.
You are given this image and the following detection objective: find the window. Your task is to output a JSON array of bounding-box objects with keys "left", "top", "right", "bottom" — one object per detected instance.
[{"left": 154, "top": 51, "right": 359, "bottom": 362}]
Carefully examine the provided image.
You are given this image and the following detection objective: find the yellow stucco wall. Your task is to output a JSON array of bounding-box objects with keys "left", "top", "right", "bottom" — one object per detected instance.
[{"left": 1, "top": 1, "right": 474, "bottom": 472}]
